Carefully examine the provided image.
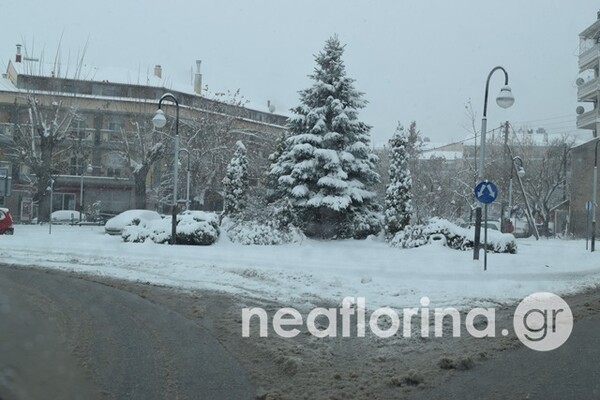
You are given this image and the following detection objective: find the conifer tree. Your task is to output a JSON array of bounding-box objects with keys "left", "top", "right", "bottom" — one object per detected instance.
[
  {"left": 384, "top": 124, "right": 413, "bottom": 238},
  {"left": 222, "top": 141, "right": 248, "bottom": 217},
  {"left": 268, "top": 36, "right": 380, "bottom": 238}
]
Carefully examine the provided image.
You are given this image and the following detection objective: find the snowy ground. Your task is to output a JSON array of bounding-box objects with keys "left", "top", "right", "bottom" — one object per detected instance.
[{"left": 2, "top": 224, "right": 600, "bottom": 310}]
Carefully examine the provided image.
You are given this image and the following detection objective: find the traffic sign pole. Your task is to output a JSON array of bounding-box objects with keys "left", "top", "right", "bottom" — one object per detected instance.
[
  {"left": 484, "top": 204, "right": 488, "bottom": 271},
  {"left": 474, "top": 180, "right": 498, "bottom": 271}
]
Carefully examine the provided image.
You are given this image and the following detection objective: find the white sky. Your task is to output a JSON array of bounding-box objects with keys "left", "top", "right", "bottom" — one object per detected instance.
[{"left": 1, "top": 0, "right": 598, "bottom": 146}]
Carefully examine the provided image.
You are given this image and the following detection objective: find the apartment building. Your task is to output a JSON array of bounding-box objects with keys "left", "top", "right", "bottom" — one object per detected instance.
[
  {"left": 571, "top": 11, "right": 600, "bottom": 236},
  {"left": 0, "top": 46, "right": 288, "bottom": 221}
]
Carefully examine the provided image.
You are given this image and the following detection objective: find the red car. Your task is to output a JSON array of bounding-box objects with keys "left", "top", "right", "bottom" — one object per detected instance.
[{"left": 0, "top": 207, "right": 14, "bottom": 235}]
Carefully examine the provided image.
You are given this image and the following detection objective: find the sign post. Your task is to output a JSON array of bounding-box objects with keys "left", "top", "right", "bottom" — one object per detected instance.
[
  {"left": 474, "top": 180, "right": 499, "bottom": 271},
  {"left": 586, "top": 201, "right": 592, "bottom": 250},
  {"left": 0, "top": 168, "right": 11, "bottom": 198}
]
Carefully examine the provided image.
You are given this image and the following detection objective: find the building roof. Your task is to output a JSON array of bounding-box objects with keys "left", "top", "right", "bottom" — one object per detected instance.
[
  {"left": 569, "top": 136, "right": 600, "bottom": 151},
  {"left": 2, "top": 59, "right": 289, "bottom": 123},
  {"left": 419, "top": 150, "right": 463, "bottom": 161},
  {"left": 7, "top": 59, "right": 206, "bottom": 97},
  {"left": 580, "top": 17, "right": 600, "bottom": 38}
]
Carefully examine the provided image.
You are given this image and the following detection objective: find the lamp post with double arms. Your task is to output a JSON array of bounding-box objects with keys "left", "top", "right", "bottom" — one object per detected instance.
[
  {"left": 473, "top": 66, "right": 515, "bottom": 260},
  {"left": 508, "top": 156, "right": 525, "bottom": 219},
  {"left": 509, "top": 154, "right": 539, "bottom": 240},
  {"left": 152, "top": 93, "right": 180, "bottom": 245}
]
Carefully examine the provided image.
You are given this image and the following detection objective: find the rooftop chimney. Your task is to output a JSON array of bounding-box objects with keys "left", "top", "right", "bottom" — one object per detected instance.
[
  {"left": 15, "top": 44, "right": 22, "bottom": 63},
  {"left": 597, "top": 9, "right": 600, "bottom": 19},
  {"left": 194, "top": 60, "right": 202, "bottom": 95},
  {"left": 154, "top": 65, "right": 162, "bottom": 79}
]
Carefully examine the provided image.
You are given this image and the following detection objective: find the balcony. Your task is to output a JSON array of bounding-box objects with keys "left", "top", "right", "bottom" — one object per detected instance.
[
  {"left": 579, "top": 44, "right": 600, "bottom": 71},
  {"left": 577, "top": 76, "right": 600, "bottom": 101},
  {"left": 577, "top": 108, "right": 599, "bottom": 130}
]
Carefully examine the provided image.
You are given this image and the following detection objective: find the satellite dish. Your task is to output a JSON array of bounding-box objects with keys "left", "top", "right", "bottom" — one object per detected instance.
[
  {"left": 576, "top": 77, "right": 585, "bottom": 86},
  {"left": 576, "top": 106, "right": 585, "bottom": 115}
]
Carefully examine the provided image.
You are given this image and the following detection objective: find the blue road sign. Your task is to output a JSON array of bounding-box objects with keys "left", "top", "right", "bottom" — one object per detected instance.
[{"left": 474, "top": 180, "right": 498, "bottom": 204}]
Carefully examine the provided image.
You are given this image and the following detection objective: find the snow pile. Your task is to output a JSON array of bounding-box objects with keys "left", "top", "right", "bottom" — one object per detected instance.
[
  {"left": 123, "top": 211, "right": 220, "bottom": 245},
  {"left": 223, "top": 217, "right": 305, "bottom": 245},
  {"left": 5, "top": 225, "right": 600, "bottom": 311},
  {"left": 391, "top": 218, "right": 517, "bottom": 254}
]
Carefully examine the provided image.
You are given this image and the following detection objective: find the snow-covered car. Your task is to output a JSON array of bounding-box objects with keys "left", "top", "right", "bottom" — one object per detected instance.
[
  {"left": 104, "top": 209, "right": 162, "bottom": 235},
  {"left": 51, "top": 210, "right": 84, "bottom": 224},
  {"left": 0, "top": 207, "right": 14, "bottom": 235}
]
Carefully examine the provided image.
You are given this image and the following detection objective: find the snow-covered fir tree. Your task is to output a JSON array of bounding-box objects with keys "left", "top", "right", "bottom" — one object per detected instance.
[
  {"left": 384, "top": 124, "right": 413, "bottom": 238},
  {"left": 222, "top": 141, "right": 249, "bottom": 218},
  {"left": 268, "top": 36, "right": 381, "bottom": 239}
]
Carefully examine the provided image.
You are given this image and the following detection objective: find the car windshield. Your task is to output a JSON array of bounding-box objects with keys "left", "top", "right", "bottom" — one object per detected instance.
[{"left": 0, "top": 3, "right": 597, "bottom": 399}]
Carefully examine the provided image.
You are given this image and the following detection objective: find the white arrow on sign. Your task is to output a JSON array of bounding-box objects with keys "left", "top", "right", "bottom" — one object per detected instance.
[{"left": 477, "top": 184, "right": 496, "bottom": 199}]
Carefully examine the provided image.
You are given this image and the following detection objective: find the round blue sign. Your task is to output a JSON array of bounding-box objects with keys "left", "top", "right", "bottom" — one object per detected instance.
[{"left": 474, "top": 180, "right": 498, "bottom": 204}]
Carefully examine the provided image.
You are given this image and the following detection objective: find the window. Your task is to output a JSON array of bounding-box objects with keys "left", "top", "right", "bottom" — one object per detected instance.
[
  {"left": 107, "top": 168, "right": 121, "bottom": 178},
  {"left": 70, "top": 155, "right": 85, "bottom": 175},
  {"left": 105, "top": 153, "right": 125, "bottom": 178},
  {"left": 71, "top": 119, "right": 88, "bottom": 140},
  {"left": 52, "top": 193, "right": 76, "bottom": 212},
  {"left": 108, "top": 119, "right": 124, "bottom": 132}
]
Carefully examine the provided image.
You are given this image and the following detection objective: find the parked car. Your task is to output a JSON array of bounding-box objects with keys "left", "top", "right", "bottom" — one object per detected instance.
[
  {"left": 461, "top": 221, "right": 500, "bottom": 231},
  {"left": 483, "top": 220, "right": 501, "bottom": 231},
  {"left": 104, "top": 210, "right": 162, "bottom": 235},
  {"left": 513, "top": 219, "right": 532, "bottom": 238},
  {"left": 51, "top": 210, "right": 84, "bottom": 224},
  {"left": 0, "top": 207, "right": 14, "bottom": 235}
]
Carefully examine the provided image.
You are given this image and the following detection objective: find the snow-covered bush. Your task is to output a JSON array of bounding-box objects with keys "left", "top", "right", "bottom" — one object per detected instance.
[
  {"left": 122, "top": 211, "right": 220, "bottom": 245},
  {"left": 348, "top": 207, "right": 383, "bottom": 240},
  {"left": 223, "top": 217, "right": 305, "bottom": 245},
  {"left": 391, "top": 217, "right": 517, "bottom": 254}
]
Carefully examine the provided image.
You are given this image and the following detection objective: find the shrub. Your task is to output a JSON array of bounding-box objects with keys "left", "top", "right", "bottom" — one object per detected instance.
[
  {"left": 391, "top": 217, "right": 517, "bottom": 254},
  {"left": 223, "top": 217, "right": 305, "bottom": 245},
  {"left": 122, "top": 211, "right": 220, "bottom": 245}
]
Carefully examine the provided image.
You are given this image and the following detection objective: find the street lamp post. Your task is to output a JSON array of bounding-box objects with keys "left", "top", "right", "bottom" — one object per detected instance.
[
  {"left": 152, "top": 93, "right": 180, "bottom": 245},
  {"left": 508, "top": 156, "right": 525, "bottom": 220},
  {"left": 79, "top": 163, "right": 93, "bottom": 223},
  {"left": 591, "top": 140, "right": 600, "bottom": 251},
  {"left": 473, "top": 66, "right": 515, "bottom": 260},
  {"left": 510, "top": 155, "right": 540, "bottom": 240},
  {"left": 179, "top": 148, "right": 191, "bottom": 211}
]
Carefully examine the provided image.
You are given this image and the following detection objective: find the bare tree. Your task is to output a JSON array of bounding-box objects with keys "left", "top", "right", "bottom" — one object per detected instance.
[
  {"left": 11, "top": 95, "right": 77, "bottom": 221},
  {"left": 119, "top": 118, "right": 167, "bottom": 209},
  {"left": 519, "top": 137, "right": 572, "bottom": 236}
]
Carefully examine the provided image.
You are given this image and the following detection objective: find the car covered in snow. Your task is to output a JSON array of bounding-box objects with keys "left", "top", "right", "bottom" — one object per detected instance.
[
  {"left": 104, "top": 209, "right": 162, "bottom": 235},
  {"left": 51, "top": 210, "right": 84, "bottom": 224},
  {"left": 0, "top": 207, "right": 14, "bottom": 235}
]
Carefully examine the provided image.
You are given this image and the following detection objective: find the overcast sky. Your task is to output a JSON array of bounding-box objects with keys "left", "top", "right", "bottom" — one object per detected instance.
[{"left": 2, "top": 0, "right": 599, "bottom": 146}]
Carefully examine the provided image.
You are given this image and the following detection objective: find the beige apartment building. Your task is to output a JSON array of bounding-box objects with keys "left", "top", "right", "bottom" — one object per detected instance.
[{"left": 0, "top": 47, "right": 287, "bottom": 221}]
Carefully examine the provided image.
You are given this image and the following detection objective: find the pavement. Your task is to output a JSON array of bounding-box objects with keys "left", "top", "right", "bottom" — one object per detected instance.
[
  {"left": 0, "top": 264, "right": 255, "bottom": 400},
  {"left": 410, "top": 306, "right": 600, "bottom": 399}
]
